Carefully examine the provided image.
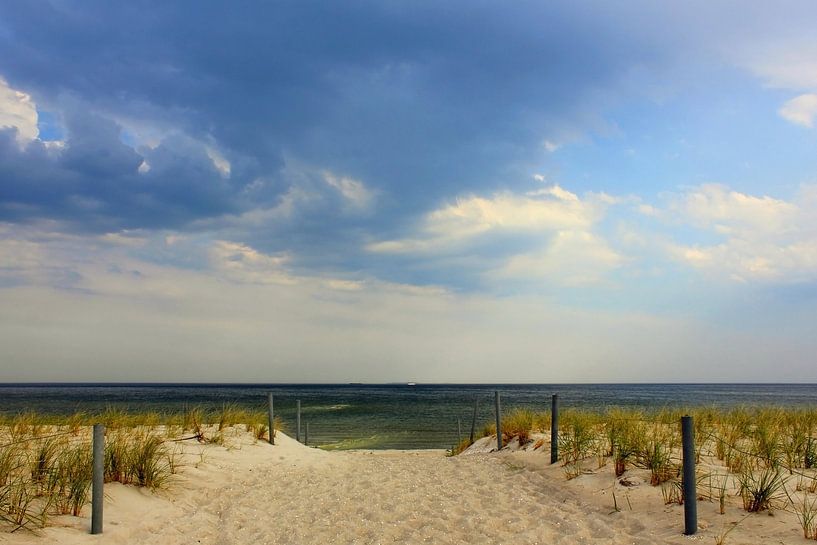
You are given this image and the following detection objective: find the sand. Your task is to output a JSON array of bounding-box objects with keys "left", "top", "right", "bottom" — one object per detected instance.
[{"left": 4, "top": 431, "right": 809, "bottom": 544}]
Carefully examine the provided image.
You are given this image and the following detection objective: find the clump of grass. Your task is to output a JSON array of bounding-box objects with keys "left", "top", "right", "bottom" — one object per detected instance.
[
  {"left": 104, "top": 431, "right": 131, "bottom": 484},
  {"left": 47, "top": 444, "right": 92, "bottom": 516},
  {"left": 660, "top": 478, "right": 682, "bottom": 505},
  {"left": 130, "top": 433, "right": 170, "bottom": 489},
  {"left": 1, "top": 477, "right": 46, "bottom": 531},
  {"left": 702, "top": 472, "right": 730, "bottom": 515},
  {"left": 634, "top": 423, "right": 679, "bottom": 486},
  {"left": 501, "top": 409, "right": 546, "bottom": 445},
  {"left": 0, "top": 445, "right": 24, "bottom": 487},
  {"left": 103, "top": 430, "right": 171, "bottom": 489},
  {"left": 605, "top": 412, "right": 640, "bottom": 477},
  {"left": 30, "top": 437, "right": 62, "bottom": 488},
  {"left": 448, "top": 437, "right": 473, "bottom": 457},
  {"left": 792, "top": 492, "right": 817, "bottom": 539},
  {"left": 216, "top": 403, "right": 243, "bottom": 432},
  {"left": 560, "top": 412, "right": 597, "bottom": 479},
  {"left": 480, "top": 421, "right": 496, "bottom": 439},
  {"left": 738, "top": 467, "right": 788, "bottom": 512}
]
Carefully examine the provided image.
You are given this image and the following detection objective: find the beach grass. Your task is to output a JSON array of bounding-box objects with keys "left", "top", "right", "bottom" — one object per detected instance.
[
  {"left": 470, "top": 404, "right": 817, "bottom": 526},
  {"left": 0, "top": 406, "right": 281, "bottom": 532}
]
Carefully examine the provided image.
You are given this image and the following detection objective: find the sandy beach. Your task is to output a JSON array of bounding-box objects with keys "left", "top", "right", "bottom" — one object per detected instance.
[{"left": 4, "top": 429, "right": 809, "bottom": 545}]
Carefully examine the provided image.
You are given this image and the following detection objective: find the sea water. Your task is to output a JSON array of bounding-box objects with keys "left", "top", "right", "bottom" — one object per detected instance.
[{"left": 1, "top": 383, "right": 816, "bottom": 449}]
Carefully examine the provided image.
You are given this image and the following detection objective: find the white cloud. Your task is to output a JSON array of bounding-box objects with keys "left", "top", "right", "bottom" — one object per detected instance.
[
  {"left": 671, "top": 183, "right": 797, "bottom": 235},
  {"left": 496, "top": 230, "right": 623, "bottom": 286},
  {"left": 323, "top": 171, "right": 375, "bottom": 212},
  {"left": 367, "top": 184, "right": 625, "bottom": 286},
  {"left": 779, "top": 94, "right": 817, "bottom": 127},
  {"left": 655, "top": 184, "right": 817, "bottom": 282},
  {"left": 0, "top": 77, "right": 38, "bottom": 144},
  {"left": 208, "top": 240, "right": 295, "bottom": 285},
  {"left": 206, "top": 146, "right": 232, "bottom": 177},
  {"left": 742, "top": 42, "right": 817, "bottom": 90},
  {"left": 369, "top": 185, "right": 606, "bottom": 253},
  {"left": 543, "top": 140, "right": 560, "bottom": 152}
]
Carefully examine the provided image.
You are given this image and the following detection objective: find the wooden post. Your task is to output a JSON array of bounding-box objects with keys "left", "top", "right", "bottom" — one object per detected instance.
[
  {"left": 469, "top": 397, "right": 478, "bottom": 444},
  {"left": 91, "top": 424, "right": 104, "bottom": 534},
  {"left": 682, "top": 415, "right": 697, "bottom": 535},
  {"left": 296, "top": 399, "right": 301, "bottom": 442},
  {"left": 267, "top": 393, "right": 275, "bottom": 445},
  {"left": 457, "top": 418, "right": 462, "bottom": 444},
  {"left": 305, "top": 422, "right": 309, "bottom": 446},
  {"left": 550, "top": 394, "right": 559, "bottom": 464},
  {"left": 494, "top": 391, "right": 502, "bottom": 451}
]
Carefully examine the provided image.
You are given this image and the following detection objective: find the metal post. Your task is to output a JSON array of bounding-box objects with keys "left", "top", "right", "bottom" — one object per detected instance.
[
  {"left": 296, "top": 399, "right": 301, "bottom": 443},
  {"left": 682, "top": 415, "right": 697, "bottom": 536},
  {"left": 267, "top": 393, "right": 275, "bottom": 445},
  {"left": 469, "top": 397, "right": 478, "bottom": 444},
  {"left": 494, "top": 391, "right": 502, "bottom": 451},
  {"left": 457, "top": 418, "right": 462, "bottom": 444},
  {"left": 550, "top": 394, "right": 559, "bottom": 464},
  {"left": 91, "top": 423, "right": 104, "bottom": 534},
  {"left": 305, "top": 422, "right": 309, "bottom": 446}
]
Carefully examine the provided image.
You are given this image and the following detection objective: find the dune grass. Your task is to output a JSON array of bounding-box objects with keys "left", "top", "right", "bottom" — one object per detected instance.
[
  {"left": 0, "top": 405, "right": 282, "bottom": 532},
  {"left": 468, "top": 404, "right": 817, "bottom": 529}
]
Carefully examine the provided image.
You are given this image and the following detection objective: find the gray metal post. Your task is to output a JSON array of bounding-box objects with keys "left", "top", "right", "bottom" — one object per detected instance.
[
  {"left": 469, "top": 397, "right": 478, "bottom": 443},
  {"left": 494, "top": 391, "right": 502, "bottom": 451},
  {"left": 296, "top": 399, "right": 301, "bottom": 442},
  {"left": 550, "top": 394, "right": 559, "bottom": 464},
  {"left": 91, "top": 423, "right": 104, "bottom": 534},
  {"left": 682, "top": 415, "right": 697, "bottom": 535},
  {"left": 305, "top": 422, "right": 309, "bottom": 446},
  {"left": 267, "top": 393, "right": 275, "bottom": 445}
]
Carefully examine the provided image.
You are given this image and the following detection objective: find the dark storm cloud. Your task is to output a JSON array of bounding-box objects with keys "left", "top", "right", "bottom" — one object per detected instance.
[
  {"left": 0, "top": 112, "right": 237, "bottom": 231},
  {"left": 0, "top": 1, "right": 667, "bottom": 234}
]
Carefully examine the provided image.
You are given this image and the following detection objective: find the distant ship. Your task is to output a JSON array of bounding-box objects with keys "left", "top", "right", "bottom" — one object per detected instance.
[{"left": 406, "top": 382, "right": 416, "bottom": 386}]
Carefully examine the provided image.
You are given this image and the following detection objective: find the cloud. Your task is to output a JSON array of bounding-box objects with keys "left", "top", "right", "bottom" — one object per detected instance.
[
  {"left": 543, "top": 140, "right": 560, "bottom": 152},
  {"left": 366, "top": 184, "right": 626, "bottom": 288},
  {"left": 0, "top": 77, "right": 38, "bottom": 143},
  {"left": 208, "top": 240, "right": 294, "bottom": 285},
  {"left": 322, "top": 171, "right": 376, "bottom": 213},
  {"left": 6, "top": 223, "right": 816, "bottom": 382},
  {"left": 740, "top": 40, "right": 817, "bottom": 91},
  {"left": 0, "top": 110, "right": 239, "bottom": 231},
  {"left": 779, "top": 94, "right": 817, "bottom": 127},
  {"left": 495, "top": 230, "right": 624, "bottom": 286},
  {"left": 670, "top": 183, "right": 798, "bottom": 235},
  {"left": 655, "top": 184, "right": 817, "bottom": 282},
  {"left": 368, "top": 185, "right": 605, "bottom": 253},
  {"left": 0, "top": 0, "right": 678, "bottom": 243}
]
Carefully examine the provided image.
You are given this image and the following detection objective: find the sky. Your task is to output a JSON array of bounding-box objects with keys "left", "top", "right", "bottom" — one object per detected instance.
[{"left": 1, "top": 1, "right": 817, "bottom": 382}]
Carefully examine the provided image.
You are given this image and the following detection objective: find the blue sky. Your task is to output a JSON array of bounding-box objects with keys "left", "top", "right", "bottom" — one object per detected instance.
[{"left": 1, "top": 1, "right": 817, "bottom": 382}]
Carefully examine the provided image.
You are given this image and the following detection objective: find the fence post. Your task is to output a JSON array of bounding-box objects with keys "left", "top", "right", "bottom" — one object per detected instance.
[
  {"left": 296, "top": 399, "right": 301, "bottom": 442},
  {"left": 494, "top": 391, "right": 502, "bottom": 451},
  {"left": 91, "top": 423, "right": 104, "bottom": 534},
  {"left": 457, "top": 418, "right": 462, "bottom": 444},
  {"left": 681, "top": 415, "right": 697, "bottom": 536},
  {"left": 305, "top": 422, "right": 309, "bottom": 446},
  {"left": 469, "top": 397, "right": 478, "bottom": 443},
  {"left": 550, "top": 394, "right": 559, "bottom": 464},
  {"left": 267, "top": 393, "right": 275, "bottom": 445}
]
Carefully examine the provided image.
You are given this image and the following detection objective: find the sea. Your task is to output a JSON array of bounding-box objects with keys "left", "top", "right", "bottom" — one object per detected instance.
[{"left": 1, "top": 383, "right": 816, "bottom": 450}]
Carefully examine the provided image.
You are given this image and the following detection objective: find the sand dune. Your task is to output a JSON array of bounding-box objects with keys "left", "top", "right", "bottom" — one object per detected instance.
[{"left": 4, "top": 431, "right": 806, "bottom": 544}]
